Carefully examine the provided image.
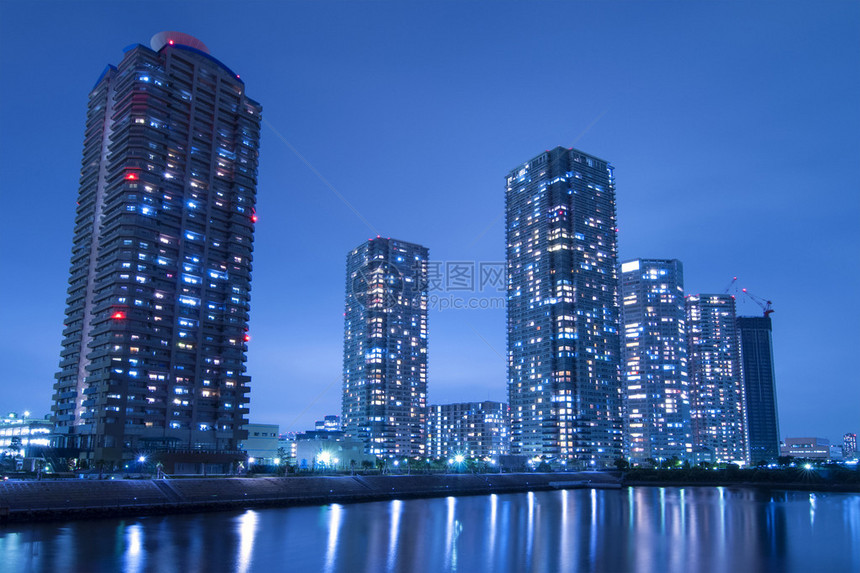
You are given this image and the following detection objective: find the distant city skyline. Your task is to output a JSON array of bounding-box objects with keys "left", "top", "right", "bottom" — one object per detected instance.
[{"left": 0, "top": 2, "right": 858, "bottom": 444}]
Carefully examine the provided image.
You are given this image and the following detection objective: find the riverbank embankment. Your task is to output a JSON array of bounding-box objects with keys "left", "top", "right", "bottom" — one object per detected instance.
[
  {"left": 620, "top": 467, "right": 860, "bottom": 493},
  {"left": 0, "top": 472, "right": 620, "bottom": 523}
]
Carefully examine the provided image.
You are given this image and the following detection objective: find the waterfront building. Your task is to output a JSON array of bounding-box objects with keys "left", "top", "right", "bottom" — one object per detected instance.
[
  {"left": 505, "top": 146, "right": 622, "bottom": 467},
  {"left": 737, "top": 315, "right": 781, "bottom": 463},
  {"left": 240, "top": 423, "right": 280, "bottom": 465},
  {"left": 619, "top": 259, "right": 692, "bottom": 465},
  {"left": 844, "top": 433, "right": 857, "bottom": 459},
  {"left": 426, "top": 401, "right": 509, "bottom": 460},
  {"left": 780, "top": 437, "right": 834, "bottom": 460},
  {"left": 0, "top": 413, "right": 53, "bottom": 457},
  {"left": 342, "top": 238, "right": 429, "bottom": 457},
  {"left": 51, "top": 32, "right": 261, "bottom": 467},
  {"left": 294, "top": 431, "right": 373, "bottom": 470},
  {"left": 686, "top": 294, "right": 747, "bottom": 464}
]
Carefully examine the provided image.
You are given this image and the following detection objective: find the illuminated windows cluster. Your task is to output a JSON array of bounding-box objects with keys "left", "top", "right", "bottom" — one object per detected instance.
[
  {"left": 619, "top": 259, "right": 692, "bottom": 465},
  {"left": 505, "top": 147, "right": 622, "bottom": 467},
  {"left": 342, "top": 238, "right": 428, "bottom": 457}
]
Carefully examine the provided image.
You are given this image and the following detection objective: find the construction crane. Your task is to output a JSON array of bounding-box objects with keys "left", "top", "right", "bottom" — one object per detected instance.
[
  {"left": 723, "top": 276, "right": 738, "bottom": 294},
  {"left": 741, "top": 288, "right": 774, "bottom": 318}
]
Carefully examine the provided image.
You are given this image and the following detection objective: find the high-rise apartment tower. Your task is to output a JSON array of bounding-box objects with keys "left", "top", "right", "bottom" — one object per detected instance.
[
  {"left": 686, "top": 294, "right": 747, "bottom": 464},
  {"left": 619, "top": 259, "right": 692, "bottom": 465},
  {"left": 505, "top": 146, "right": 622, "bottom": 467},
  {"left": 737, "top": 315, "right": 780, "bottom": 463},
  {"left": 52, "top": 32, "right": 261, "bottom": 464},
  {"left": 342, "top": 238, "right": 428, "bottom": 457}
]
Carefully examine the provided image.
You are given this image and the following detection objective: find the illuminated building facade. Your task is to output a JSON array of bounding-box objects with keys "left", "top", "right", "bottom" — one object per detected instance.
[
  {"left": 52, "top": 32, "right": 261, "bottom": 464},
  {"left": 505, "top": 146, "right": 622, "bottom": 467},
  {"left": 0, "top": 413, "right": 53, "bottom": 457},
  {"left": 737, "top": 315, "right": 781, "bottom": 463},
  {"left": 342, "top": 238, "right": 429, "bottom": 457},
  {"left": 619, "top": 259, "right": 692, "bottom": 465},
  {"left": 686, "top": 294, "right": 748, "bottom": 464},
  {"left": 315, "top": 415, "right": 341, "bottom": 432},
  {"left": 426, "top": 401, "right": 509, "bottom": 460},
  {"left": 843, "top": 433, "right": 857, "bottom": 460},
  {"left": 780, "top": 437, "right": 834, "bottom": 460}
]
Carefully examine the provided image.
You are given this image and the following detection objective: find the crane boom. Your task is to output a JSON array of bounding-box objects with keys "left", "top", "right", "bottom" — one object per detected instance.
[
  {"left": 741, "top": 288, "right": 774, "bottom": 318},
  {"left": 723, "top": 276, "right": 738, "bottom": 294}
]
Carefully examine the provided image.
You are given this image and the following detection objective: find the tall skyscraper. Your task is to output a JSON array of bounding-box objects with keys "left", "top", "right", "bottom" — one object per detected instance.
[
  {"left": 686, "top": 294, "right": 747, "bottom": 464},
  {"left": 619, "top": 259, "right": 692, "bottom": 465},
  {"left": 342, "top": 237, "right": 429, "bottom": 457},
  {"left": 505, "top": 146, "right": 622, "bottom": 467},
  {"left": 737, "top": 315, "right": 780, "bottom": 463},
  {"left": 52, "top": 32, "right": 261, "bottom": 466}
]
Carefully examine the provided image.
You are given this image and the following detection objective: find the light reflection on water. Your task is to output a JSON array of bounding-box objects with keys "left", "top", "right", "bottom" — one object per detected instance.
[
  {"left": 123, "top": 523, "right": 142, "bottom": 573},
  {"left": 2, "top": 486, "right": 858, "bottom": 573},
  {"left": 237, "top": 509, "right": 257, "bottom": 573}
]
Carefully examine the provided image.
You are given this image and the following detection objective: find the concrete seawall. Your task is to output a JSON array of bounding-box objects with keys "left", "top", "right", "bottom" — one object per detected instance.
[{"left": 0, "top": 472, "right": 621, "bottom": 523}]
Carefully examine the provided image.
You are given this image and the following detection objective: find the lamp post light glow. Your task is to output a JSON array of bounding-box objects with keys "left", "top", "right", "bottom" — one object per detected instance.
[{"left": 318, "top": 451, "right": 332, "bottom": 469}]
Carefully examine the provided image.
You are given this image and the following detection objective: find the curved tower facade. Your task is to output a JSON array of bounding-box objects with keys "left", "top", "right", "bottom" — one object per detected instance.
[
  {"left": 342, "top": 237, "right": 429, "bottom": 457},
  {"left": 52, "top": 33, "right": 262, "bottom": 465}
]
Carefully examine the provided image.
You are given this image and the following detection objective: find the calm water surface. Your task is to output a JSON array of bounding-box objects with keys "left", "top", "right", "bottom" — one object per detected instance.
[{"left": 2, "top": 486, "right": 859, "bottom": 572}]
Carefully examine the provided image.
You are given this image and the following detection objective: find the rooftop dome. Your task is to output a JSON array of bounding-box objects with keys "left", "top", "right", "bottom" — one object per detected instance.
[{"left": 150, "top": 31, "right": 209, "bottom": 54}]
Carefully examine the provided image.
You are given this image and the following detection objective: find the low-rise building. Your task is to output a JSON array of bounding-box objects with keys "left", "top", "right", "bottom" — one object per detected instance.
[
  {"left": 0, "top": 412, "right": 52, "bottom": 457},
  {"left": 780, "top": 438, "right": 833, "bottom": 460},
  {"left": 294, "top": 431, "right": 373, "bottom": 470},
  {"left": 315, "top": 415, "right": 341, "bottom": 432},
  {"left": 240, "top": 423, "right": 280, "bottom": 465}
]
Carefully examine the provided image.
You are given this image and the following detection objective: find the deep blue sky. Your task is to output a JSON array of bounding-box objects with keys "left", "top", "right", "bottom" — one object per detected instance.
[{"left": 1, "top": 1, "right": 858, "bottom": 444}]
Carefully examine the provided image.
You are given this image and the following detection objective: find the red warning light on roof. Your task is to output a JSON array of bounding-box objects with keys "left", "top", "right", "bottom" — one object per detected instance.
[
  {"left": 125, "top": 172, "right": 138, "bottom": 181},
  {"left": 112, "top": 311, "right": 126, "bottom": 320},
  {"left": 243, "top": 334, "right": 250, "bottom": 342},
  {"left": 168, "top": 40, "right": 175, "bottom": 45},
  {"left": 251, "top": 214, "right": 258, "bottom": 223}
]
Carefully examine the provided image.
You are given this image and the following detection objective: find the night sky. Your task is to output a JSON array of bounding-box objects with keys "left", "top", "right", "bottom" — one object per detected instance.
[{"left": 1, "top": 1, "right": 857, "bottom": 444}]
